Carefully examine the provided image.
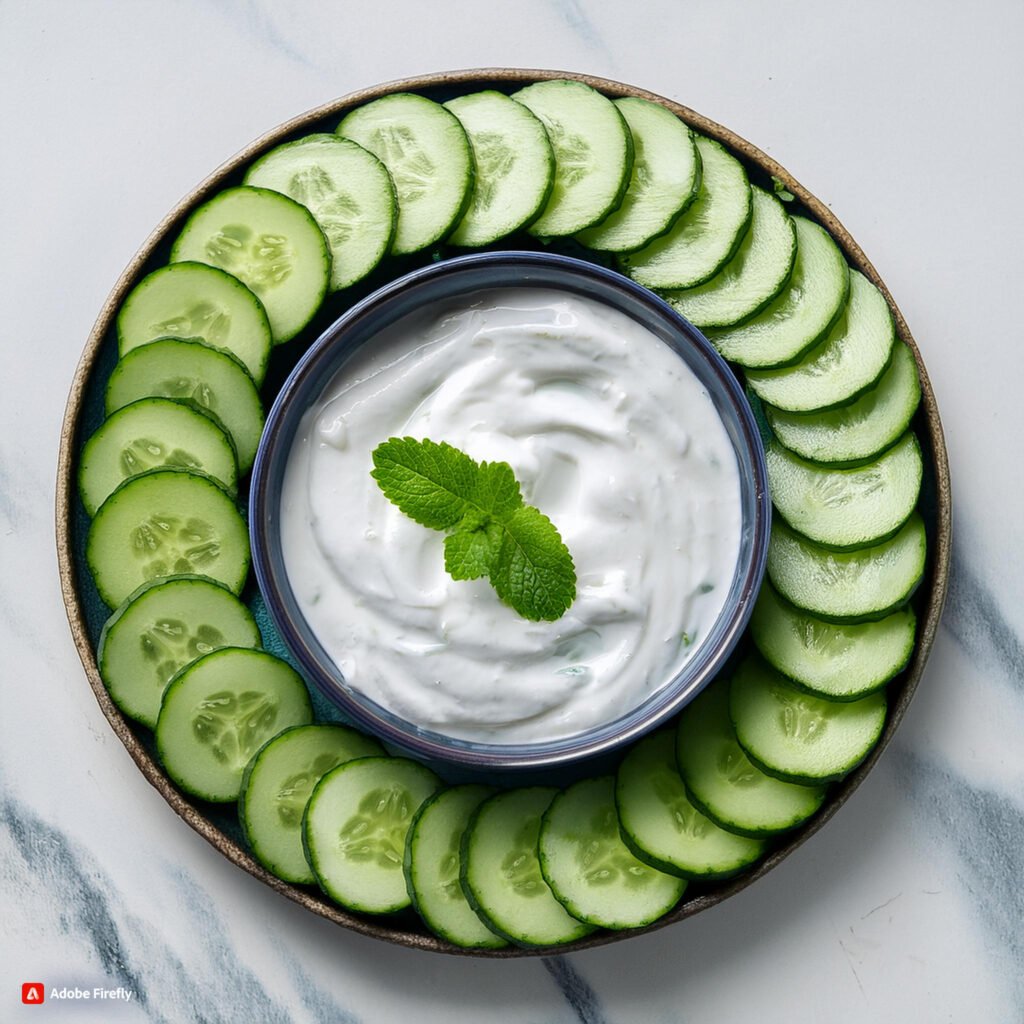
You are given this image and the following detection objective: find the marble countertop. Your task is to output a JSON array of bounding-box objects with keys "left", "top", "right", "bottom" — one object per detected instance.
[{"left": 3, "top": 1, "right": 1022, "bottom": 1021}]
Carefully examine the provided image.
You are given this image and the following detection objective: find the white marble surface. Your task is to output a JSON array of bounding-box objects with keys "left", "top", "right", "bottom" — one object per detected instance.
[{"left": 2, "top": 1, "right": 1023, "bottom": 1021}]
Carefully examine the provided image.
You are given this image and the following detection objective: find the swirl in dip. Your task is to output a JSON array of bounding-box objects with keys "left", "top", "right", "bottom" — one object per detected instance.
[{"left": 280, "top": 288, "right": 742, "bottom": 744}]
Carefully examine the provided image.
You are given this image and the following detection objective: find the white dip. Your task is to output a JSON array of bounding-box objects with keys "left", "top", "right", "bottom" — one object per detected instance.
[{"left": 280, "top": 288, "right": 742, "bottom": 744}]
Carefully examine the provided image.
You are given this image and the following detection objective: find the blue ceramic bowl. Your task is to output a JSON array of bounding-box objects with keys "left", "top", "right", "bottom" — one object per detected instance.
[{"left": 250, "top": 252, "right": 769, "bottom": 770}]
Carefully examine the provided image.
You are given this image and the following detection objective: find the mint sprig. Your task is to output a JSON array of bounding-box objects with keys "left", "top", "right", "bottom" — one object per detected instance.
[{"left": 371, "top": 437, "right": 576, "bottom": 621}]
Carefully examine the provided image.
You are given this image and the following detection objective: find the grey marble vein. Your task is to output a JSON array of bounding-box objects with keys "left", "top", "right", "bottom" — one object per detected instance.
[
  {"left": 891, "top": 746, "right": 1024, "bottom": 1011},
  {"left": 548, "top": 0, "right": 614, "bottom": 63},
  {"left": 543, "top": 956, "right": 611, "bottom": 1024},
  {"left": 275, "top": 950, "right": 360, "bottom": 1024},
  {"left": 165, "top": 866, "right": 302, "bottom": 1024},
  {"left": 209, "top": 0, "right": 321, "bottom": 70},
  {"left": 0, "top": 776, "right": 368, "bottom": 1024},
  {"left": 943, "top": 545, "right": 1023, "bottom": 692},
  {"left": 1, "top": 789, "right": 155, "bottom": 1015}
]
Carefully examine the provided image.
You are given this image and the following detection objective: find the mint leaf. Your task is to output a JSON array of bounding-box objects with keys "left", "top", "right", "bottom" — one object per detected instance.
[
  {"left": 371, "top": 437, "right": 480, "bottom": 529},
  {"left": 472, "top": 461, "right": 522, "bottom": 519},
  {"left": 444, "top": 519, "right": 502, "bottom": 580},
  {"left": 491, "top": 505, "right": 577, "bottom": 621},
  {"left": 370, "top": 437, "right": 576, "bottom": 621}
]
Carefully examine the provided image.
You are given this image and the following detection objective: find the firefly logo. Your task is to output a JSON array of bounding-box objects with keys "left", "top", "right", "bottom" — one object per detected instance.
[{"left": 21, "top": 983, "right": 45, "bottom": 1004}]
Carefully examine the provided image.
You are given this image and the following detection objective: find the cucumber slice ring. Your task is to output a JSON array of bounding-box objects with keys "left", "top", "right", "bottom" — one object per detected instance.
[
  {"left": 746, "top": 270, "right": 895, "bottom": 413},
  {"left": 239, "top": 724, "right": 385, "bottom": 885},
  {"left": 78, "top": 397, "right": 238, "bottom": 516},
  {"left": 303, "top": 757, "right": 442, "bottom": 915},
  {"left": 660, "top": 185, "right": 796, "bottom": 329},
  {"left": 729, "top": 655, "right": 888, "bottom": 785},
  {"left": 97, "top": 575, "right": 261, "bottom": 729},
  {"left": 443, "top": 91, "right": 555, "bottom": 247},
  {"left": 576, "top": 96, "right": 700, "bottom": 253},
  {"left": 86, "top": 468, "right": 250, "bottom": 608},
  {"left": 616, "top": 731, "right": 767, "bottom": 880},
  {"left": 244, "top": 135, "right": 397, "bottom": 292},
  {"left": 766, "top": 341, "right": 923, "bottom": 466},
  {"left": 337, "top": 93, "right": 473, "bottom": 256},
  {"left": 156, "top": 648, "right": 313, "bottom": 802},
  {"left": 170, "top": 186, "right": 331, "bottom": 344},
  {"left": 620, "top": 136, "right": 752, "bottom": 289},
  {"left": 512, "top": 79, "right": 634, "bottom": 238},
  {"left": 403, "top": 785, "right": 508, "bottom": 949},
  {"left": 539, "top": 776, "right": 687, "bottom": 930},
  {"left": 750, "top": 582, "right": 916, "bottom": 701},
  {"left": 58, "top": 70, "right": 950, "bottom": 958},
  {"left": 117, "top": 262, "right": 272, "bottom": 386},
  {"left": 765, "top": 433, "right": 923, "bottom": 550},
  {"left": 767, "top": 514, "right": 927, "bottom": 624},
  {"left": 710, "top": 216, "right": 850, "bottom": 368}
]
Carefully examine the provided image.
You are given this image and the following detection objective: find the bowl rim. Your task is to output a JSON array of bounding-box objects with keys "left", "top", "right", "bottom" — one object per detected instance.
[
  {"left": 55, "top": 67, "right": 952, "bottom": 958},
  {"left": 248, "top": 249, "right": 771, "bottom": 769}
]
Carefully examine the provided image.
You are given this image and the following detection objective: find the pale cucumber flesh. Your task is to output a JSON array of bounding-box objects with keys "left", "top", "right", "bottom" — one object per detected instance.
[
  {"left": 766, "top": 341, "right": 922, "bottom": 465},
  {"left": 117, "top": 261, "right": 272, "bottom": 385},
  {"left": 767, "top": 514, "right": 927, "bottom": 623},
  {"left": 156, "top": 648, "right": 313, "bottom": 802},
  {"left": 750, "top": 582, "right": 916, "bottom": 701},
  {"left": 710, "top": 216, "right": 849, "bottom": 368},
  {"left": 746, "top": 270, "right": 895, "bottom": 412},
  {"left": 240, "top": 724, "right": 385, "bottom": 884},
  {"left": 620, "top": 135, "right": 751, "bottom": 289},
  {"left": 78, "top": 397, "right": 237, "bottom": 516},
  {"left": 245, "top": 134, "right": 396, "bottom": 291},
  {"left": 171, "top": 186, "right": 330, "bottom": 343},
  {"left": 616, "top": 731, "right": 766, "bottom": 879},
  {"left": 729, "top": 655, "right": 887, "bottom": 785},
  {"left": 98, "top": 575, "right": 260, "bottom": 729},
  {"left": 512, "top": 79, "right": 634, "bottom": 238},
  {"left": 576, "top": 96, "right": 699, "bottom": 253},
  {"left": 661, "top": 185, "right": 795, "bottom": 328},
  {"left": 766, "top": 432, "right": 923, "bottom": 550}
]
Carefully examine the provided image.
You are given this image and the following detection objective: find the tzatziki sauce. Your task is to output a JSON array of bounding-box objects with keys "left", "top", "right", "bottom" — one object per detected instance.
[{"left": 280, "top": 288, "right": 742, "bottom": 744}]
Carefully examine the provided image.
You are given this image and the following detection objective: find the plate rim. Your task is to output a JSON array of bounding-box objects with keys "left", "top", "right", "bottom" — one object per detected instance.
[{"left": 55, "top": 66, "right": 952, "bottom": 958}]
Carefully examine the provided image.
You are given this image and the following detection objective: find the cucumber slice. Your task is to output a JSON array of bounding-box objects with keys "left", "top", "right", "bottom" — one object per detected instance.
[
  {"left": 78, "top": 397, "right": 237, "bottom": 516},
  {"left": 615, "top": 731, "right": 766, "bottom": 880},
  {"left": 337, "top": 93, "right": 472, "bottom": 256},
  {"left": 511, "top": 79, "right": 634, "bottom": 237},
  {"left": 244, "top": 134, "right": 396, "bottom": 292},
  {"left": 576, "top": 97, "right": 699, "bottom": 253},
  {"left": 766, "top": 433, "right": 923, "bottom": 550},
  {"left": 105, "top": 338, "right": 264, "bottom": 474},
  {"left": 746, "top": 270, "right": 895, "bottom": 412},
  {"left": 116, "top": 262, "right": 272, "bottom": 385},
  {"left": 304, "top": 757, "right": 442, "bottom": 914},
  {"left": 97, "top": 575, "right": 261, "bottom": 729},
  {"left": 443, "top": 91, "right": 554, "bottom": 247},
  {"left": 710, "top": 217, "right": 850, "bottom": 368},
  {"left": 240, "top": 724, "right": 384, "bottom": 884},
  {"left": 461, "top": 787, "right": 596, "bottom": 947},
  {"left": 170, "top": 185, "right": 330, "bottom": 343},
  {"left": 766, "top": 341, "right": 922, "bottom": 466},
  {"left": 539, "top": 776, "right": 686, "bottom": 930},
  {"left": 750, "top": 582, "right": 916, "bottom": 701},
  {"left": 660, "top": 185, "right": 796, "bottom": 329},
  {"left": 156, "top": 648, "right": 313, "bottom": 802},
  {"left": 619, "top": 135, "right": 751, "bottom": 289},
  {"left": 729, "top": 655, "right": 887, "bottom": 785},
  {"left": 86, "top": 468, "right": 249, "bottom": 608},
  {"left": 404, "top": 785, "right": 508, "bottom": 949},
  {"left": 676, "top": 682, "right": 826, "bottom": 838},
  {"left": 767, "top": 513, "right": 927, "bottom": 624}
]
